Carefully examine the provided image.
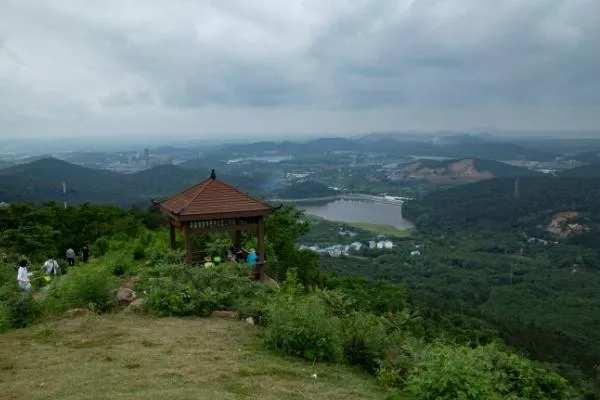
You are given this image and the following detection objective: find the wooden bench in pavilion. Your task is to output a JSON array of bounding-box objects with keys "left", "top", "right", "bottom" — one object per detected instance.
[{"left": 156, "top": 169, "right": 274, "bottom": 280}]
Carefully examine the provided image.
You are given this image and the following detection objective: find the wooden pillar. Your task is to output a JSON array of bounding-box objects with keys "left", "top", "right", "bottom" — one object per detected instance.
[
  {"left": 183, "top": 223, "right": 193, "bottom": 266},
  {"left": 235, "top": 229, "right": 242, "bottom": 249},
  {"left": 169, "top": 220, "right": 176, "bottom": 250},
  {"left": 257, "top": 218, "right": 265, "bottom": 280}
]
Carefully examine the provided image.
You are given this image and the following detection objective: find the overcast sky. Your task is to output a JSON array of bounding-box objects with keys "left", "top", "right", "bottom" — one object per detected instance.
[{"left": 1, "top": 0, "right": 599, "bottom": 139}]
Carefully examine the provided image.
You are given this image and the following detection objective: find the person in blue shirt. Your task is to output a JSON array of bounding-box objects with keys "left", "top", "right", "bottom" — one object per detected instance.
[{"left": 246, "top": 248, "right": 257, "bottom": 269}]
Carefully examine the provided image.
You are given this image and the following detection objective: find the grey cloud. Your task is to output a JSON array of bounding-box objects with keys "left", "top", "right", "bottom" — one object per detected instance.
[{"left": 0, "top": 0, "right": 599, "bottom": 137}]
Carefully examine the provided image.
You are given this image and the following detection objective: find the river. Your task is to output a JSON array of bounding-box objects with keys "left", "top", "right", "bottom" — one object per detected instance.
[{"left": 297, "top": 198, "right": 413, "bottom": 229}]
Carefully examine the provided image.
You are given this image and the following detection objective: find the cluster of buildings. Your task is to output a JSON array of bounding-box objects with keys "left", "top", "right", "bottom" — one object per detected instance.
[{"left": 299, "top": 239, "right": 395, "bottom": 257}]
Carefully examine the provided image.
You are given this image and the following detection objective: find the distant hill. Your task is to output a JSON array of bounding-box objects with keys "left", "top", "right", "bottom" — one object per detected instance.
[
  {"left": 571, "top": 151, "right": 600, "bottom": 164},
  {"left": 0, "top": 158, "right": 269, "bottom": 206},
  {"left": 0, "top": 160, "right": 13, "bottom": 169},
  {"left": 200, "top": 135, "right": 554, "bottom": 163},
  {"left": 560, "top": 161, "right": 600, "bottom": 178},
  {"left": 397, "top": 158, "right": 539, "bottom": 183},
  {"left": 275, "top": 181, "right": 337, "bottom": 199},
  {"left": 405, "top": 176, "right": 600, "bottom": 235}
]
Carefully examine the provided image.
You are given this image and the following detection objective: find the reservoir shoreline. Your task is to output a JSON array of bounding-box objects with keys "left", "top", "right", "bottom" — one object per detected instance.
[{"left": 268, "top": 193, "right": 411, "bottom": 206}]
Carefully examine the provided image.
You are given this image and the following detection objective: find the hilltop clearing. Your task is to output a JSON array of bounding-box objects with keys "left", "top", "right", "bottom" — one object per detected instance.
[
  {"left": 0, "top": 315, "right": 389, "bottom": 400},
  {"left": 390, "top": 158, "right": 539, "bottom": 184}
]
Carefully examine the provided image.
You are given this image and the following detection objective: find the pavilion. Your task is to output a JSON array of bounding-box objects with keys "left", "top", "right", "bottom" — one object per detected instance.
[{"left": 157, "top": 169, "right": 274, "bottom": 280}]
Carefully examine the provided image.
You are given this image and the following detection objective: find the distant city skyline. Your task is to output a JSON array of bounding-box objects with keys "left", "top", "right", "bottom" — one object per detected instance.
[{"left": 1, "top": 1, "right": 599, "bottom": 138}]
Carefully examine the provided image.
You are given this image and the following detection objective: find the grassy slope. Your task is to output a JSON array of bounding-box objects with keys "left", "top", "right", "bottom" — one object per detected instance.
[{"left": 0, "top": 314, "right": 393, "bottom": 400}]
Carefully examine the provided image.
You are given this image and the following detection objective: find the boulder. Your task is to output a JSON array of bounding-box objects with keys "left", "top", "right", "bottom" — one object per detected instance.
[
  {"left": 115, "top": 288, "right": 136, "bottom": 308},
  {"left": 123, "top": 298, "right": 145, "bottom": 314}
]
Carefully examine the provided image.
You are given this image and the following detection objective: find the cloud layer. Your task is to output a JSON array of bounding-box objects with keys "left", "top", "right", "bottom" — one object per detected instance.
[{"left": 1, "top": 0, "right": 599, "bottom": 137}]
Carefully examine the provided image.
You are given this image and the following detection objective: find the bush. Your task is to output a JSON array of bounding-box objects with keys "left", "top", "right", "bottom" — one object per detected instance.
[
  {"left": 139, "top": 263, "right": 262, "bottom": 317},
  {"left": 0, "top": 281, "right": 41, "bottom": 332},
  {"left": 493, "top": 351, "right": 572, "bottom": 399},
  {"left": 264, "top": 294, "right": 342, "bottom": 362},
  {"left": 94, "top": 237, "right": 110, "bottom": 256},
  {"left": 132, "top": 245, "right": 146, "bottom": 261},
  {"left": 404, "top": 342, "right": 573, "bottom": 400},
  {"left": 405, "top": 343, "right": 500, "bottom": 400},
  {"left": 341, "top": 311, "right": 391, "bottom": 372},
  {"left": 44, "top": 264, "right": 117, "bottom": 313}
]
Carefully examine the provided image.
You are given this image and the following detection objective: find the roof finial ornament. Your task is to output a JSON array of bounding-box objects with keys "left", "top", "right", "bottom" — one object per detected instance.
[{"left": 210, "top": 169, "right": 216, "bottom": 180}]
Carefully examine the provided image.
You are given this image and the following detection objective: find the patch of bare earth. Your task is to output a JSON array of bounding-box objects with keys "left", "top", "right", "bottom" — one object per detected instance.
[
  {"left": 0, "top": 315, "right": 389, "bottom": 400},
  {"left": 404, "top": 159, "right": 493, "bottom": 183},
  {"left": 548, "top": 211, "right": 584, "bottom": 237}
]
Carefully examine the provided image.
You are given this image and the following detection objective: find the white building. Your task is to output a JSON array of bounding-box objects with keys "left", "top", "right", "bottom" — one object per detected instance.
[
  {"left": 410, "top": 250, "right": 421, "bottom": 257},
  {"left": 350, "top": 242, "right": 363, "bottom": 251}
]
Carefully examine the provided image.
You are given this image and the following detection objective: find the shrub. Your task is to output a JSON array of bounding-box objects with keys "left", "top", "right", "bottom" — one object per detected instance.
[
  {"left": 132, "top": 245, "right": 146, "bottom": 261},
  {"left": 264, "top": 294, "right": 342, "bottom": 362},
  {"left": 404, "top": 342, "right": 573, "bottom": 400},
  {"left": 405, "top": 343, "right": 500, "bottom": 400},
  {"left": 44, "top": 265, "right": 117, "bottom": 314},
  {"left": 94, "top": 237, "right": 110, "bottom": 256},
  {"left": 493, "top": 351, "right": 572, "bottom": 399},
  {"left": 341, "top": 311, "right": 391, "bottom": 372},
  {"left": 139, "top": 263, "right": 262, "bottom": 317},
  {"left": 0, "top": 281, "right": 41, "bottom": 332}
]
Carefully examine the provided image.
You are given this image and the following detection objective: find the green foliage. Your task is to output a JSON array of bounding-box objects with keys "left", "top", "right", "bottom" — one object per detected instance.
[
  {"left": 405, "top": 343, "right": 501, "bottom": 400},
  {"left": 137, "top": 263, "right": 266, "bottom": 318},
  {"left": 94, "top": 237, "right": 110, "bottom": 256},
  {"left": 0, "top": 266, "right": 41, "bottom": 331},
  {"left": 264, "top": 294, "right": 342, "bottom": 362},
  {"left": 341, "top": 311, "right": 391, "bottom": 372},
  {"left": 132, "top": 245, "right": 146, "bottom": 261},
  {"left": 44, "top": 264, "right": 118, "bottom": 313},
  {"left": 275, "top": 180, "right": 337, "bottom": 199},
  {"left": 404, "top": 343, "right": 572, "bottom": 400}
]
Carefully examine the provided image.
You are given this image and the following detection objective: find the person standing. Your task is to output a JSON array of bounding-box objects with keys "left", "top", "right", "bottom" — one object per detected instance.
[
  {"left": 16, "top": 259, "right": 32, "bottom": 291},
  {"left": 66, "top": 247, "right": 76, "bottom": 267},
  {"left": 43, "top": 256, "right": 60, "bottom": 278},
  {"left": 82, "top": 245, "right": 90, "bottom": 263},
  {"left": 246, "top": 248, "right": 258, "bottom": 279}
]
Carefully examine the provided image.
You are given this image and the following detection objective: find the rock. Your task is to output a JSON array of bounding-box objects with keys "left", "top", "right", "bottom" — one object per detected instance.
[
  {"left": 212, "top": 310, "right": 239, "bottom": 319},
  {"left": 245, "top": 317, "right": 254, "bottom": 325},
  {"left": 123, "top": 298, "right": 145, "bottom": 314},
  {"left": 63, "top": 308, "right": 90, "bottom": 318},
  {"left": 115, "top": 288, "right": 136, "bottom": 308}
]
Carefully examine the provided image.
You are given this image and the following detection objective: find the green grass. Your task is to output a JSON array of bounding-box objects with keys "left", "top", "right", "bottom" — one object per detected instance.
[
  {"left": 347, "top": 222, "right": 412, "bottom": 237},
  {"left": 0, "top": 314, "right": 396, "bottom": 400}
]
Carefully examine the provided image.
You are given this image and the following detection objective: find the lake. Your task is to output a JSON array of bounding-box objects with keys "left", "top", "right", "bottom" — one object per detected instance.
[{"left": 298, "top": 199, "right": 414, "bottom": 229}]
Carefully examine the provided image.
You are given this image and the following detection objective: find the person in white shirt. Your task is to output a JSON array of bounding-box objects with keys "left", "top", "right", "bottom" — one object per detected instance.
[
  {"left": 43, "top": 256, "right": 59, "bottom": 277},
  {"left": 16, "top": 260, "right": 32, "bottom": 291}
]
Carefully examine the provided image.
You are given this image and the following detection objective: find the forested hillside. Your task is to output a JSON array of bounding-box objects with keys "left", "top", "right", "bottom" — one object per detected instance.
[
  {"left": 0, "top": 158, "right": 267, "bottom": 205},
  {"left": 561, "top": 161, "right": 600, "bottom": 178},
  {"left": 275, "top": 181, "right": 337, "bottom": 199},
  {"left": 395, "top": 175, "right": 600, "bottom": 390}
]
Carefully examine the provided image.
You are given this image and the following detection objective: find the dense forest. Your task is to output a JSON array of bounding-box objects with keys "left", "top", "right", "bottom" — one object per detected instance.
[
  {"left": 561, "top": 161, "right": 600, "bottom": 178},
  {"left": 274, "top": 180, "right": 337, "bottom": 199},
  {"left": 394, "top": 175, "right": 600, "bottom": 389}
]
